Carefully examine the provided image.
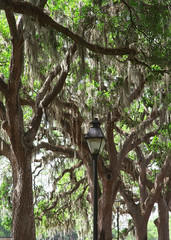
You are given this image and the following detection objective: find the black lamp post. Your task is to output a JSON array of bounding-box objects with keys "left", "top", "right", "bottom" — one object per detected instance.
[
  {"left": 116, "top": 205, "right": 120, "bottom": 240},
  {"left": 115, "top": 200, "right": 121, "bottom": 240},
  {"left": 85, "top": 118, "right": 105, "bottom": 240}
]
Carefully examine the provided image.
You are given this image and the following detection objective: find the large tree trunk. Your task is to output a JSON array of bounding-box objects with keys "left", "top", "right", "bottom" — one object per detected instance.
[
  {"left": 120, "top": 184, "right": 149, "bottom": 240},
  {"left": 98, "top": 179, "right": 120, "bottom": 240},
  {"left": 154, "top": 195, "right": 169, "bottom": 240},
  {"left": 134, "top": 219, "right": 148, "bottom": 240},
  {"left": 98, "top": 195, "right": 113, "bottom": 240},
  {"left": 12, "top": 156, "right": 35, "bottom": 240}
]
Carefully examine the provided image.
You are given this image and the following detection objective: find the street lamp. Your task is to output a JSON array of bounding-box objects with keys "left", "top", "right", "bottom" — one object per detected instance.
[
  {"left": 85, "top": 118, "right": 105, "bottom": 240},
  {"left": 115, "top": 200, "right": 121, "bottom": 240}
]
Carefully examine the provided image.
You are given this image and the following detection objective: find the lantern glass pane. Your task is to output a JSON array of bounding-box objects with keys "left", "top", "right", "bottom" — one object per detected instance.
[{"left": 87, "top": 138, "right": 105, "bottom": 155}]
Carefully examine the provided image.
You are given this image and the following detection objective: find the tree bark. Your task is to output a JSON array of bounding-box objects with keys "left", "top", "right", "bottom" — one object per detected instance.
[
  {"left": 120, "top": 153, "right": 171, "bottom": 240},
  {"left": 12, "top": 155, "right": 35, "bottom": 240},
  {"left": 120, "top": 184, "right": 150, "bottom": 240},
  {"left": 98, "top": 179, "right": 120, "bottom": 240},
  {"left": 98, "top": 191, "right": 113, "bottom": 240},
  {"left": 154, "top": 195, "right": 169, "bottom": 240},
  {"left": 0, "top": 1, "right": 137, "bottom": 57},
  {"left": 134, "top": 217, "right": 148, "bottom": 240},
  {"left": 5, "top": 8, "right": 36, "bottom": 238}
]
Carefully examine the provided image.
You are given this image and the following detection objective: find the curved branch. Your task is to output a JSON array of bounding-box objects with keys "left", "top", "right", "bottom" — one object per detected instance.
[
  {"left": 121, "top": 157, "right": 139, "bottom": 180},
  {"left": 138, "top": 108, "right": 165, "bottom": 132},
  {"left": 50, "top": 160, "right": 83, "bottom": 200},
  {"left": 42, "top": 43, "right": 77, "bottom": 108},
  {"left": 0, "top": 76, "right": 8, "bottom": 96},
  {"left": 0, "top": 137, "right": 12, "bottom": 160},
  {"left": 129, "top": 55, "right": 171, "bottom": 73},
  {"left": 106, "top": 113, "right": 118, "bottom": 171},
  {"left": 46, "top": 178, "right": 85, "bottom": 212},
  {"left": 37, "top": 0, "right": 47, "bottom": 10},
  {"left": 19, "top": 97, "right": 35, "bottom": 109},
  {"left": 144, "top": 154, "right": 171, "bottom": 219},
  {"left": 35, "top": 64, "right": 62, "bottom": 107},
  {"left": 5, "top": 7, "right": 25, "bottom": 159},
  {"left": 5, "top": 8, "right": 18, "bottom": 42},
  {"left": 119, "top": 130, "right": 136, "bottom": 162},
  {"left": 0, "top": 1, "right": 137, "bottom": 56},
  {"left": 55, "top": 98, "right": 82, "bottom": 117},
  {"left": 37, "top": 141, "right": 80, "bottom": 159},
  {"left": 33, "top": 45, "right": 78, "bottom": 143},
  {"left": 0, "top": 101, "right": 6, "bottom": 121},
  {"left": 119, "top": 181, "right": 139, "bottom": 217},
  {"left": 129, "top": 130, "right": 158, "bottom": 152},
  {"left": 25, "top": 44, "right": 77, "bottom": 145},
  {"left": 5, "top": 8, "right": 24, "bottom": 86}
]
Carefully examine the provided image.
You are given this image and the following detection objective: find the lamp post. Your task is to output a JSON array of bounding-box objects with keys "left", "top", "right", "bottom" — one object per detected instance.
[
  {"left": 116, "top": 205, "right": 120, "bottom": 240},
  {"left": 85, "top": 118, "right": 105, "bottom": 240},
  {"left": 117, "top": 206, "right": 119, "bottom": 240},
  {"left": 115, "top": 200, "right": 121, "bottom": 240}
]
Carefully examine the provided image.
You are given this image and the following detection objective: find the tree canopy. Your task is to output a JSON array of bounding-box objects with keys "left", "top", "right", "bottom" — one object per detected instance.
[{"left": 0, "top": 0, "right": 170, "bottom": 239}]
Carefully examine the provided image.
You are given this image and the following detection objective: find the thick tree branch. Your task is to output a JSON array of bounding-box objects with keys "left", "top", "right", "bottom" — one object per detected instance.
[
  {"left": 5, "top": 8, "right": 24, "bottom": 87},
  {"left": 60, "top": 111, "right": 84, "bottom": 148},
  {"left": 119, "top": 181, "right": 139, "bottom": 217},
  {"left": 136, "top": 147, "right": 148, "bottom": 207},
  {"left": 145, "top": 152, "right": 154, "bottom": 166},
  {"left": 25, "top": 44, "right": 77, "bottom": 145},
  {"left": 5, "top": 7, "right": 25, "bottom": 160},
  {"left": 144, "top": 154, "right": 171, "bottom": 220},
  {"left": 114, "top": 125, "right": 128, "bottom": 137},
  {"left": 0, "top": 76, "right": 8, "bottom": 95},
  {"left": 35, "top": 64, "right": 62, "bottom": 107},
  {"left": 120, "top": 155, "right": 171, "bottom": 223},
  {"left": 121, "top": 108, "right": 165, "bottom": 157},
  {"left": 41, "top": 43, "right": 77, "bottom": 108},
  {"left": 129, "top": 55, "right": 171, "bottom": 73},
  {"left": 106, "top": 113, "right": 118, "bottom": 171},
  {"left": 0, "top": 101, "right": 6, "bottom": 121},
  {"left": 121, "top": 157, "right": 139, "bottom": 180},
  {"left": 119, "top": 128, "right": 158, "bottom": 163},
  {"left": 121, "top": 156, "right": 155, "bottom": 192},
  {"left": 37, "top": 141, "right": 80, "bottom": 159},
  {"left": 37, "top": 0, "right": 47, "bottom": 9},
  {"left": 0, "top": 137, "right": 12, "bottom": 160},
  {"left": 19, "top": 97, "right": 35, "bottom": 109},
  {"left": 129, "top": 130, "right": 158, "bottom": 151},
  {"left": 5, "top": 9, "right": 18, "bottom": 42},
  {"left": 138, "top": 108, "right": 164, "bottom": 132},
  {"left": 0, "top": 101, "right": 10, "bottom": 135},
  {"left": 0, "top": 1, "right": 137, "bottom": 56},
  {"left": 55, "top": 98, "right": 82, "bottom": 119},
  {"left": 165, "top": 173, "right": 171, "bottom": 209},
  {"left": 119, "top": 130, "right": 136, "bottom": 162}
]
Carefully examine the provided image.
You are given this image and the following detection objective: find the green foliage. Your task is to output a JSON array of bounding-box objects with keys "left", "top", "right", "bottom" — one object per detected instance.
[
  {"left": 145, "top": 123, "right": 171, "bottom": 168},
  {"left": 0, "top": 0, "right": 171, "bottom": 238},
  {"left": 0, "top": 13, "right": 11, "bottom": 78},
  {"left": 0, "top": 175, "right": 12, "bottom": 211},
  {"left": 0, "top": 169, "right": 12, "bottom": 233},
  {"left": 23, "top": 106, "right": 33, "bottom": 126},
  {"left": 0, "top": 217, "right": 11, "bottom": 238},
  {"left": 33, "top": 159, "right": 90, "bottom": 238},
  {"left": 147, "top": 220, "right": 158, "bottom": 240}
]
